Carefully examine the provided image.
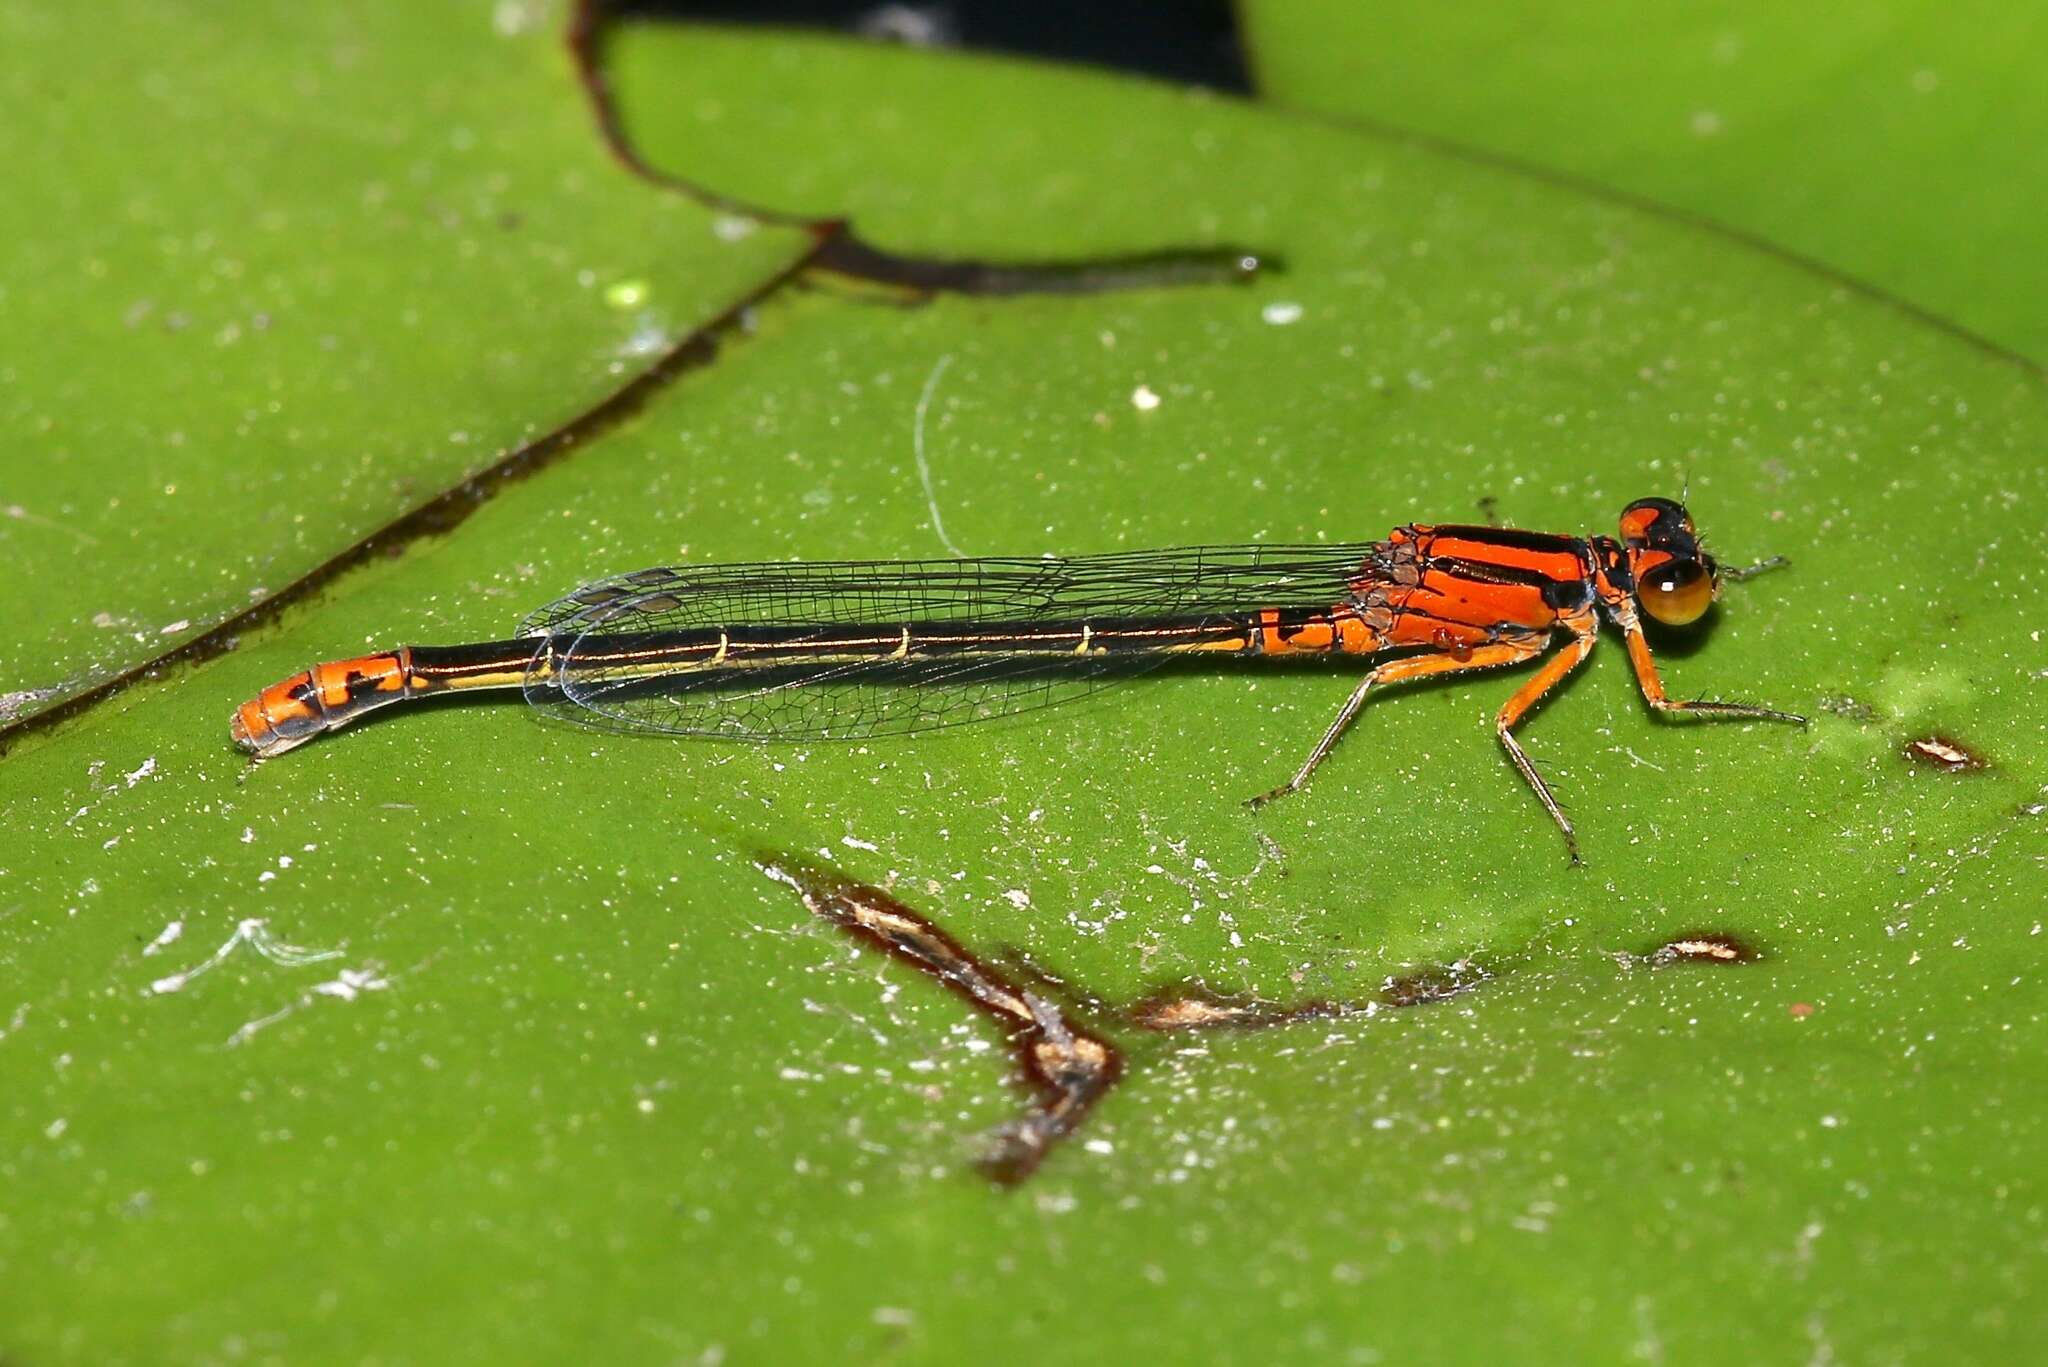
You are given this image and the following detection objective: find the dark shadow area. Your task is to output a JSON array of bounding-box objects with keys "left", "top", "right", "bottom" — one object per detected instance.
[
  {"left": 617, "top": 0, "right": 1251, "bottom": 91},
  {"left": 569, "top": 2, "right": 1270, "bottom": 294}
]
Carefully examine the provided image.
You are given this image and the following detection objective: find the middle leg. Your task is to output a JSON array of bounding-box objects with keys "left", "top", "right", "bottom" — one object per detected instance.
[
  {"left": 1493, "top": 613, "right": 1602, "bottom": 864},
  {"left": 1247, "top": 634, "right": 1549, "bottom": 810}
]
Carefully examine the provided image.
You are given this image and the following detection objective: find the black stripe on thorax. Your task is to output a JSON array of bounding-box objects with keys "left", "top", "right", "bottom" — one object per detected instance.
[
  {"left": 1428, "top": 524, "right": 1585, "bottom": 555},
  {"left": 1428, "top": 555, "right": 1570, "bottom": 590}
]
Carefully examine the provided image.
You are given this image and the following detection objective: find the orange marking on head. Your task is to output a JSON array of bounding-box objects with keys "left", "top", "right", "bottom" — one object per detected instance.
[
  {"left": 1619, "top": 505, "right": 1663, "bottom": 542},
  {"left": 1631, "top": 548, "right": 1676, "bottom": 579}
]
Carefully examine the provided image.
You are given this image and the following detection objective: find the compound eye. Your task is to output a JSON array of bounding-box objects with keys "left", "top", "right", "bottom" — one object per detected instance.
[{"left": 1640, "top": 560, "right": 1713, "bottom": 626}]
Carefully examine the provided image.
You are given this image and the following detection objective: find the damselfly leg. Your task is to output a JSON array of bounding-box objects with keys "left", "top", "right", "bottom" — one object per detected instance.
[{"left": 1246, "top": 633, "right": 1547, "bottom": 810}]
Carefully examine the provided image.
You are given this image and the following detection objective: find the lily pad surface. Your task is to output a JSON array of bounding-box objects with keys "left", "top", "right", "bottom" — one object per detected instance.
[
  {"left": 0, "top": 0, "right": 808, "bottom": 719},
  {"left": 1242, "top": 0, "right": 2048, "bottom": 362},
  {"left": 3, "top": 20, "right": 2043, "bottom": 1364}
]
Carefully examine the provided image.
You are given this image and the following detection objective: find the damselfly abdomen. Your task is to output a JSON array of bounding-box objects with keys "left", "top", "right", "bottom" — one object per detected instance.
[{"left": 231, "top": 498, "right": 1803, "bottom": 861}]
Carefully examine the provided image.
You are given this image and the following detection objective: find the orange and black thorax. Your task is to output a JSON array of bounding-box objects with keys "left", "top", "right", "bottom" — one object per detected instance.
[{"left": 1330, "top": 523, "right": 1605, "bottom": 652}]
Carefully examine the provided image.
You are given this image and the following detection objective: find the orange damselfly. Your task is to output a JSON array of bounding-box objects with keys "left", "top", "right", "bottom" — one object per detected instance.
[{"left": 231, "top": 498, "right": 1803, "bottom": 861}]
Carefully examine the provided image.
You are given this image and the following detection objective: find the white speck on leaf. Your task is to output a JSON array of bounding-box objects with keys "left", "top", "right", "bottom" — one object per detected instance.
[{"left": 226, "top": 965, "right": 391, "bottom": 1048}]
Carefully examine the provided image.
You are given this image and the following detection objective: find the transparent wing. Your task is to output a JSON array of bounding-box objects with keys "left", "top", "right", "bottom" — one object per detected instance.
[{"left": 518, "top": 543, "right": 1382, "bottom": 741}]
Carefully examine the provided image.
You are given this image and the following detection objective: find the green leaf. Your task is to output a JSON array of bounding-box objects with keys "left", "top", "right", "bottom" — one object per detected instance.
[
  {"left": 0, "top": 1, "right": 809, "bottom": 719},
  {"left": 1240, "top": 0, "right": 2048, "bottom": 362},
  {"left": 5, "top": 21, "right": 2044, "bottom": 1363}
]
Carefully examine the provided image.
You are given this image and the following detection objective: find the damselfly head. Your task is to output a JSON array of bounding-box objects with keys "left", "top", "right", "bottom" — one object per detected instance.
[{"left": 1619, "top": 497, "right": 1718, "bottom": 627}]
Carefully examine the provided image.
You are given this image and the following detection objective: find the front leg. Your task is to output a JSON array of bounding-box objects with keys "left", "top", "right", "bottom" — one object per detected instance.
[{"left": 1614, "top": 601, "right": 1806, "bottom": 724}]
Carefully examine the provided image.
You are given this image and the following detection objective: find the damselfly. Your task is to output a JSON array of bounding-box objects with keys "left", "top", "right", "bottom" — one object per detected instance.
[{"left": 231, "top": 498, "right": 1804, "bottom": 860}]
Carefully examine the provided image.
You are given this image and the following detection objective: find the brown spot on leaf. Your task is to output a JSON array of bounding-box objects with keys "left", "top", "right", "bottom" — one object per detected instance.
[
  {"left": 759, "top": 857, "right": 1120, "bottom": 1187},
  {"left": 759, "top": 856, "right": 1493, "bottom": 1186},
  {"left": 1648, "top": 932, "right": 1760, "bottom": 966},
  {"left": 1903, "top": 735, "right": 1986, "bottom": 771},
  {"left": 1382, "top": 960, "right": 1490, "bottom": 1006},
  {"left": 1128, "top": 960, "right": 1489, "bottom": 1030},
  {"left": 1125, "top": 986, "right": 1344, "bottom": 1032}
]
